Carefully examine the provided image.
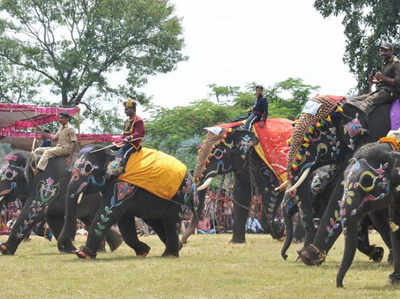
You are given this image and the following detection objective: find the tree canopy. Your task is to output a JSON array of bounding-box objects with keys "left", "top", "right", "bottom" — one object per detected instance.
[
  {"left": 314, "top": 0, "right": 400, "bottom": 93},
  {"left": 0, "top": 0, "right": 185, "bottom": 107}
]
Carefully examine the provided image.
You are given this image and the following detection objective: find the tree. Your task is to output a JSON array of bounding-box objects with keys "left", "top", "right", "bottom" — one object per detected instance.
[
  {"left": 0, "top": 58, "right": 40, "bottom": 103},
  {"left": 145, "top": 79, "right": 319, "bottom": 167},
  {"left": 314, "top": 0, "right": 400, "bottom": 93},
  {"left": 0, "top": 0, "right": 185, "bottom": 108}
]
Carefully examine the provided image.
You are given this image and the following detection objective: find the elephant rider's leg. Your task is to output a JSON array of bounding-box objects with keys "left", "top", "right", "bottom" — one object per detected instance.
[
  {"left": 0, "top": 200, "right": 46, "bottom": 254},
  {"left": 354, "top": 89, "right": 395, "bottom": 114},
  {"left": 36, "top": 147, "right": 69, "bottom": 172},
  {"left": 117, "top": 215, "right": 150, "bottom": 256},
  {"left": 242, "top": 112, "right": 260, "bottom": 131}
]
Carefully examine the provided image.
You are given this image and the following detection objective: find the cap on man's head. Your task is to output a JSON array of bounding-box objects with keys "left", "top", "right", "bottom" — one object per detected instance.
[
  {"left": 59, "top": 112, "right": 71, "bottom": 119},
  {"left": 123, "top": 98, "right": 136, "bottom": 109},
  {"left": 255, "top": 85, "right": 264, "bottom": 90},
  {"left": 380, "top": 42, "right": 393, "bottom": 50}
]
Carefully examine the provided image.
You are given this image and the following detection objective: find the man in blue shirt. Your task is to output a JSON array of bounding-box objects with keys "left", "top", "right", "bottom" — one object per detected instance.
[
  {"left": 242, "top": 85, "right": 268, "bottom": 131},
  {"left": 39, "top": 129, "right": 52, "bottom": 147},
  {"left": 246, "top": 212, "right": 264, "bottom": 233}
]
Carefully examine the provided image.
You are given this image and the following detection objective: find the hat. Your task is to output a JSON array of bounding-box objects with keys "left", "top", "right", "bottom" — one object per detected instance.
[
  {"left": 123, "top": 98, "right": 136, "bottom": 108},
  {"left": 59, "top": 112, "right": 71, "bottom": 119},
  {"left": 380, "top": 42, "right": 393, "bottom": 50}
]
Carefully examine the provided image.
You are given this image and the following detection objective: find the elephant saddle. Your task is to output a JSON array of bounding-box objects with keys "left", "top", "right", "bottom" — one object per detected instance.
[{"left": 118, "top": 147, "right": 187, "bottom": 200}]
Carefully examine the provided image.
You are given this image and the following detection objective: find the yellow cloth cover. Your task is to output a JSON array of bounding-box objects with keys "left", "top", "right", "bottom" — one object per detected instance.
[{"left": 118, "top": 147, "right": 187, "bottom": 200}]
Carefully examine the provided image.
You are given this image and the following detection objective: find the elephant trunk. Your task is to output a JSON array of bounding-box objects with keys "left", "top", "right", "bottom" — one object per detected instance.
[
  {"left": 281, "top": 193, "right": 298, "bottom": 260},
  {"left": 265, "top": 192, "right": 285, "bottom": 240},
  {"left": 336, "top": 218, "right": 358, "bottom": 288},
  {"left": 181, "top": 189, "right": 206, "bottom": 244}
]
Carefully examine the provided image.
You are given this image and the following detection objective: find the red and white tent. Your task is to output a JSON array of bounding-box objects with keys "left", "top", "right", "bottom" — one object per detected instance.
[{"left": 0, "top": 103, "right": 120, "bottom": 150}]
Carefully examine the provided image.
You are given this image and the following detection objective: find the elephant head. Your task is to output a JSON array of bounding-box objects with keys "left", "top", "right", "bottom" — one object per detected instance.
[
  {"left": 336, "top": 142, "right": 394, "bottom": 287},
  {"left": 194, "top": 127, "right": 258, "bottom": 190},
  {"left": 0, "top": 152, "right": 30, "bottom": 206},
  {"left": 58, "top": 145, "right": 111, "bottom": 251}
]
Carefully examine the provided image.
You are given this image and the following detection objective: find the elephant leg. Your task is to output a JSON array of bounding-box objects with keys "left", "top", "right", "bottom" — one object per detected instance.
[
  {"left": 354, "top": 216, "right": 384, "bottom": 263},
  {"left": 389, "top": 194, "right": 400, "bottom": 284},
  {"left": 369, "top": 209, "right": 392, "bottom": 263},
  {"left": 104, "top": 225, "right": 123, "bottom": 252},
  {"left": 231, "top": 174, "right": 251, "bottom": 243},
  {"left": 117, "top": 216, "right": 150, "bottom": 257},
  {"left": 161, "top": 218, "right": 180, "bottom": 257},
  {"left": 144, "top": 219, "right": 168, "bottom": 245},
  {"left": 0, "top": 200, "right": 46, "bottom": 255},
  {"left": 76, "top": 200, "right": 129, "bottom": 259}
]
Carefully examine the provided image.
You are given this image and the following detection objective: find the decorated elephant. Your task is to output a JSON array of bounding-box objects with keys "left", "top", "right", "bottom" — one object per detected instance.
[
  {"left": 336, "top": 140, "right": 399, "bottom": 287},
  {"left": 0, "top": 151, "right": 122, "bottom": 255},
  {"left": 272, "top": 95, "right": 392, "bottom": 262},
  {"left": 184, "top": 119, "right": 293, "bottom": 244},
  {"left": 58, "top": 145, "right": 197, "bottom": 259}
]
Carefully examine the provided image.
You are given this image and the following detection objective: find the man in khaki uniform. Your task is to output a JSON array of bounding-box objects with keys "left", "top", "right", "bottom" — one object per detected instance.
[
  {"left": 353, "top": 42, "right": 400, "bottom": 114},
  {"left": 33, "top": 112, "right": 77, "bottom": 174}
]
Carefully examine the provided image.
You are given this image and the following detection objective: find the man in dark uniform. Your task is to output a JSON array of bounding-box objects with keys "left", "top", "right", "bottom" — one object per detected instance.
[
  {"left": 354, "top": 42, "right": 400, "bottom": 113},
  {"left": 242, "top": 85, "right": 268, "bottom": 131},
  {"left": 118, "top": 98, "right": 145, "bottom": 168}
]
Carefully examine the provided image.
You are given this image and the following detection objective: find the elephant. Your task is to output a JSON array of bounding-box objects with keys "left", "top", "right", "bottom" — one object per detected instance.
[
  {"left": 184, "top": 125, "right": 286, "bottom": 244},
  {"left": 280, "top": 165, "right": 337, "bottom": 259},
  {"left": 272, "top": 96, "right": 393, "bottom": 263},
  {"left": 336, "top": 141, "right": 399, "bottom": 287},
  {"left": 57, "top": 145, "right": 197, "bottom": 259},
  {"left": 0, "top": 151, "right": 122, "bottom": 255}
]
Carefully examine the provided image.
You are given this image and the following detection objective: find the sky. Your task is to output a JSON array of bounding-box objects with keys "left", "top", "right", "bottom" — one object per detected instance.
[{"left": 137, "top": 0, "right": 357, "bottom": 114}]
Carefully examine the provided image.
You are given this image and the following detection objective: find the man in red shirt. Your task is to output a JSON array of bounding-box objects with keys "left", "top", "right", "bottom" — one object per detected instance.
[{"left": 118, "top": 99, "right": 145, "bottom": 168}]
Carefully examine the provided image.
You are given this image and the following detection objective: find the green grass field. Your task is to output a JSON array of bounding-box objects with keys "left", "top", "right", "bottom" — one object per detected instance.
[{"left": 0, "top": 233, "right": 398, "bottom": 298}]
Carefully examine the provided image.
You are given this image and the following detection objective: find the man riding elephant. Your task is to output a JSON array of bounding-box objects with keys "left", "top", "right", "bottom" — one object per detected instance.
[
  {"left": 118, "top": 98, "right": 145, "bottom": 170},
  {"left": 32, "top": 112, "right": 77, "bottom": 175},
  {"left": 352, "top": 42, "right": 400, "bottom": 114}
]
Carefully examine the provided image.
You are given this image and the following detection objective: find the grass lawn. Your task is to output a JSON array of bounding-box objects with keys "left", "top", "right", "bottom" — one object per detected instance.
[{"left": 0, "top": 233, "right": 398, "bottom": 298}]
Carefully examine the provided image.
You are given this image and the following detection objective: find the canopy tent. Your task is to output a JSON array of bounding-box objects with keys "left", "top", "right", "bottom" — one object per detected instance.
[
  {"left": 0, "top": 103, "right": 120, "bottom": 150},
  {"left": 0, "top": 103, "right": 79, "bottom": 134}
]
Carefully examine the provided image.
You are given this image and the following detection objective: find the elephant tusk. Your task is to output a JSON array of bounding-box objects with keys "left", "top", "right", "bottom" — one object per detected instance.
[
  {"left": 274, "top": 180, "right": 289, "bottom": 192},
  {"left": 197, "top": 177, "right": 213, "bottom": 191},
  {"left": 77, "top": 193, "right": 84, "bottom": 205},
  {"left": 286, "top": 168, "right": 311, "bottom": 193},
  {"left": 0, "top": 196, "right": 4, "bottom": 202}
]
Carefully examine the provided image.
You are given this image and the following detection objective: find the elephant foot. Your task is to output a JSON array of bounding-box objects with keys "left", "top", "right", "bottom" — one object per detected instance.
[
  {"left": 389, "top": 272, "right": 400, "bottom": 285},
  {"left": 297, "top": 245, "right": 326, "bottom": 266},
  {"left": 368, "top": 246, "right": 384, "bottom": 263},
  {"left": 0, "top": 243, "right": 13, "bottom": 255},
  {"left": 229, "top": 236, "right": 246, "bottom": 244},
  {"left": 75, "top": 247, "right": 97, "bottom": 260},
  {"left": 161, "top": 249, "right": 179, "bottom": 258},
  {"left": 135, "top": 242, "right": 151, "bottom": 257},
  {"left": 57, "top": 242, "right": 77, "bottom": 254}
]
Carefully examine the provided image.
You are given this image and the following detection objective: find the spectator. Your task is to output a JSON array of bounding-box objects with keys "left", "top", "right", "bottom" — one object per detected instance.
[{"left": 246, "top": 212, "right": 264, "bottom": 233}]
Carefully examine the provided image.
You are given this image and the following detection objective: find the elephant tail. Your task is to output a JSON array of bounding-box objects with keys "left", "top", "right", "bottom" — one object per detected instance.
[{"left": 336, "top": 217, "right": 358, "bottom": 288}]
